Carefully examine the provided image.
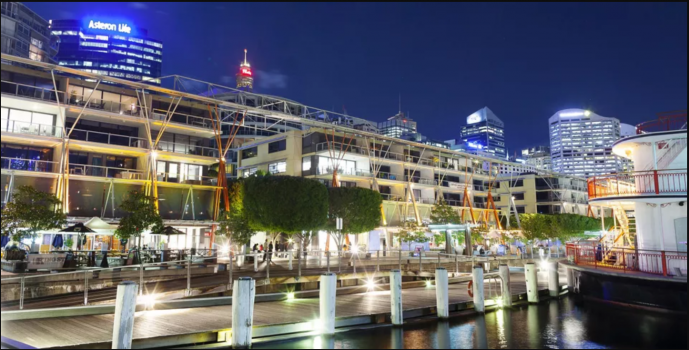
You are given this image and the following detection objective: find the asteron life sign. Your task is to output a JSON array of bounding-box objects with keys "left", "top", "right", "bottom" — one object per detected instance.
[{"left": 88, "top": 20, "right": 132, "bottom": 34}]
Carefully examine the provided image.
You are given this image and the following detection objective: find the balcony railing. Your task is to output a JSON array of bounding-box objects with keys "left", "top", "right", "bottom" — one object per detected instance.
[
  {"left": 1, "top": 157, "right": 58, "bottom": 173},
  {"left": 588, "top": 169, "right": 687, "bottom": 199},
  {"left": 70, "top": 129, "right": 149, "bottom": 149},
  {"left": 316, "top": 167, "right": 373, "bottom": 178},
  {"left": 68, "top": 164, "right": 145, "bottom": 180},
  {"left": 1, "top": 119, "right": 62, "bottom": 138},
  {"left": 635, "top": 111, "right": 687, "bottom": 134},
  {"left": 156, "top": 141, "right": 219, "bottom": 158},
  {"left": 156, "top": 172, "right": 217, "bottom": 186},
  {"left": 566, "top": 243, "right": 687, "bottom": 277},
  {"left": 1, "top": 81, "right": 215, "bottom": 130}
]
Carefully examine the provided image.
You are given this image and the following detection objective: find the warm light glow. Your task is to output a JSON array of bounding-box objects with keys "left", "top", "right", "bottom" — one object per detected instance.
[
  {"left": 286, "top": 292, "right": 295, "bottom": 301},
  {"left": 221, "top": 245, "right": 230, "bottom": 254},
  {"left": 496, "top": 297, "right": 504, "bottom": 308},
  {"left": 288, "top": 239, "right": 294, "bottom": 244},
  {"left": 540, "top": 260, "right": 549, "bottom": 271},
  {"left": 584, "top": 110, "right": 591, "bottom": 117},
  {"left": 365, "top": 279, "right": 376, "bottom": 291},
  {"left": 138, "top": 294, "right": 157, "bottom": 308},
  {"left": 351, "top": 244, "right": 359, "bottom": 253},
  {"left": 151, "top": 151, "right": 158, "bottom": 159},
  {"left": 426, "top": 280, "right": 432, "bottom": 288}
]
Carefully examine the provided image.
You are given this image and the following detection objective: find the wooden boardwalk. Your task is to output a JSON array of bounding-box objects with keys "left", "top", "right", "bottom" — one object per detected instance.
[{"left": 0, "top": 272, "right": 566, "bottom": 349}]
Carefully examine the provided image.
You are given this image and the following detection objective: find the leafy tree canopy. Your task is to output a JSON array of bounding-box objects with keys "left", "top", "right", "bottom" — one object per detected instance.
[
  {"left": 1, "top": 186, "right": 67, "bottom": 242},
  {"left": 397, "top": 221, "right": 430, "bottom": 244},
  {"left": 243, "top": 176, "right": 328, "bottom": 234},
  {"left": 115, "top": 190, "right": 164, "bottom": 242},
  {"left": 216, "top": 180, "right": 254, "bottom": 247},
  {"left": 430, "top": 199, "right": 461, "bottom": 225},
  {"left": 518, "top": 213, "right": 613, "bottom": 242},
  {"left": 326, "top": 187, "right": 382, "bottom": 234}
]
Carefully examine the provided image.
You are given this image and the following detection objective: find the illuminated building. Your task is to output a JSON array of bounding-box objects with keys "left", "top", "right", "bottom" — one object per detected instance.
[
  {"left": 521, "top": 146, "right": 552, "bottom": 172},
  {"left": 549, "top": 109, "right": 629, "bottom": 177},
  {"left": 236, "top": 49, "right": 253, "bottom": 91},
  {"left": 460, "top": 107, "right": 506, "bottom": 159},
  {"left": 49, "top": 19, "right": 163, "bottom": 85},
  {"left": 0, "top": 2, "right": 57, "bottom": 64},
  {"left": 378, "top": 111, "right": 417, "bottom": 138}
]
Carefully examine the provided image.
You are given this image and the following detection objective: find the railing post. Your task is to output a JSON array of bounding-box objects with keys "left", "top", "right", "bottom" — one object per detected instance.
[
  {"left": 19, "top": 276, "right": 25, "bottom": 310},
  {"left": 472, "top": 265, "right": 485, "bottom": 313},
  {"left": 84, "top": 271, "right": 89, "bottom": 306},
  {"left": 390, "top": 270, "right": 403, "bottom": 326},
  {"left": 436, "top": 268, "right": 449, "bottom": 318},
  {"left": 288, "top": 251, "right": 293, "bottom": 271},
  {"left": 419, "top": 252, "right": 422, "bottom": 272},
  {"left": 228, "top": 253, "right": 233, "bottom": 290},
  {"left": 654, "top": 170, "right": 660, "bottom": 194},
  {"left": 661, "top": 251, "right": 668, "bottom": 277},
  {"left": 399, "top": 249, "right": 402, "bottom": 271},
  {"left": 186, "top": 255, "right": 192, "bottom": 296},
  {"left": 455, "top": 255, "right": 459, "bottom": 275},
  {"left": 327, "top": 251, "right": 331, "bottom": 273},
  {"left": 376, "top": 250, "right": 380, "bottom": 272},
  {"left": 320, "top": 273, "right": 337, "bottom": 335},
  {"left": 139, "top": 260, "right": 144, "bottom": 296},
  {"left": 298, "top": 251, "right": 302, "bottom": 279},
  {"left": 353, "top": 253, "right": 357, "bottom": 276},
  {"left": 254, "top": 253, "right": 258, "bottom": 273}
]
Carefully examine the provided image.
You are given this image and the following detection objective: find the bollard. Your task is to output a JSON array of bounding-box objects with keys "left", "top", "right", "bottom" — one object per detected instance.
[
  {"left": 390, "top": 270, "right": 403, "bottom": 326},
  {"left": 232, "top": 277, "right": 256, "bottom": 349},
  {"left": 112, "top": 281, "right": 137, "bottom": 349},
  {"left": 498, "top": 264, "right": 512, "bottom": 308},
  {"left": 320, "top": 273, "right": 337, "bottom": 335},
  {"left": 472, "top": 265, "right": 485, "bottom": 313},
  {"left": 288, "top": 251, "right": 293, "bottom": 271},
  {"left": 435, "top": 268, "right": 449, "bottom": 318},
  {"left": 254, "top": 253, "right": 258, "bottom": 273},
  {"left": 548, "top": 261, "right": 560, "bottom": 298},
  {"left": 525, "top": 263, "right": 539, "bottom": 303},
  {"left": 266, "top": 258, "right": 270, "bottom": 280}
]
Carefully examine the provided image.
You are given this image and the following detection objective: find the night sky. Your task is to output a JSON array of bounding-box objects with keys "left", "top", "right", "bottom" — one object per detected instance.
[{"left": 29, "top": 2, "right": 687, "bottom": 152}]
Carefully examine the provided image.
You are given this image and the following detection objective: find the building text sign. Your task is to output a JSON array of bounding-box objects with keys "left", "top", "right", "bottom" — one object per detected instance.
[
  {"left": 88, "top": 20, "right": 131, "bottom": 34},
  {"left": 27, "top": 253, "right": 67, "bottom": 270}
]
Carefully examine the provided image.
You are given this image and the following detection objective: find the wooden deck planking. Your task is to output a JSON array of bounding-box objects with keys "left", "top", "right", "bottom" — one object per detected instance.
[{"left": 1, "top": 273, "right": 564, "bottom": 349}]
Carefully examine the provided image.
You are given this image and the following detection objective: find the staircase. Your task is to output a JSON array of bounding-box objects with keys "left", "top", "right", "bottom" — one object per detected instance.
[
  {"left": 603, "top": 203, "right": 635, "bottom": 265},
  {"left": 644, "top": 138, "right": 687, "bottom": 171}
]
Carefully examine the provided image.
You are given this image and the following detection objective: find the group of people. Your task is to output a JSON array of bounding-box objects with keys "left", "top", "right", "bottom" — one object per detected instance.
[{"left": 252, "top": 240, "right": 291, "bottom": 262}]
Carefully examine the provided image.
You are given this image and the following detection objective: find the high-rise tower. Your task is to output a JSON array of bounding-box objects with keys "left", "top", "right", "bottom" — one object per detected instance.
[{"left": 236, "top": 49, "right": 253, "bottom": 91}]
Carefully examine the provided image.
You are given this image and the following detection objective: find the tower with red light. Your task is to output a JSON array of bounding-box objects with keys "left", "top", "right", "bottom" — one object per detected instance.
[{"left": 236, "top": 49, "right": 253, "bottom": 91}]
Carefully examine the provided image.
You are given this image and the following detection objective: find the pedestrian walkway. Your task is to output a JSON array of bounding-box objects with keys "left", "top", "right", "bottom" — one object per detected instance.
[{"left": 0, "top": 271, "right": 567, "bottom": 349}]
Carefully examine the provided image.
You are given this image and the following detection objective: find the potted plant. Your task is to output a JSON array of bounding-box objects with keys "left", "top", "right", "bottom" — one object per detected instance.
[{"left": 64, "top": 237, "right": 74, "bottom": 251}]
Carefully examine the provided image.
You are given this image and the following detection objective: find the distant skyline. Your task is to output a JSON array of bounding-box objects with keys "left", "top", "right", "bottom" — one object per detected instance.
[{"left": 29, "top": 2, "right": 688, "bottom": 152}]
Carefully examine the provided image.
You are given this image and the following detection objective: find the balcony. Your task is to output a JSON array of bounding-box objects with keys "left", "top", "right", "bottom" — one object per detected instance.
[
  {"left": 1, "top": 157, "right": 58, "bottom": 173},
  {"left": 316, "top": 167, "right": 373, "bottom": 178},
  {"left": 1, "top": 81, "right": 214, "bottom": 130},
  {"left": 70, "top": 129, "right": 149, "bottom": 149},
  {"left": 156, "top": 141, "right": 219, "bottom": 158},
  {"left": 156, "top": 172, "right": 217, "bottom": 186},
  {"left": 588, "top": 169, "right": 687, "bottom": 200},
  {"left": 68, "top": 164, "right": 145, "bottom": 180},
  {"left": 635, "top": 111, "right": 687, "bottom": 134},
  {"left": 1, "top": 119, "right": 62, "bottom": 138}
]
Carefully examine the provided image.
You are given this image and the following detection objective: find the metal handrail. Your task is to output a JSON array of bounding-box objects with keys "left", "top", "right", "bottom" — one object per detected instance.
[
  {"left": 156, "top": 140, "right": 219, "bottom": 158},
  {"left": 588, "top": 168, "right": 687, "bottom": 199},
  {"left": 1, "top": 119, "right": 62, "bottom": 138},
  {"left": 152, "top": 109, "right": 212, "bottom": 130},
  {"left": 69, "top": 128, "right": 148, "bottom": 149},
  {"left": 156, "top": 171, "right": 217, "bottom": 186},
  {"left": 1, "top": 157, "right": 59, "bottom": 173}
]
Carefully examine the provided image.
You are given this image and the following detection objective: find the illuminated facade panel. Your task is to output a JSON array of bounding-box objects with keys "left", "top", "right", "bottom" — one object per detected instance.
[{"left": 460, "top": 107, "right": 506, "bottom": 159}]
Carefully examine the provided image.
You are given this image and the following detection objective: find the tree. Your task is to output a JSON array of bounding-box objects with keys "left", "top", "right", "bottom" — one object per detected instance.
[
  {"left": 430, "top": 199, "right": 461, "bottom": 225},
  {"left": 243, "top": 176, "right": 328, "bottom": 248},
  {"left": 326, "top": 187, "right": 382, "bottom": 252},
  {"left": 1, "top": 186, "right": 66, "bottom": 244},
  {"left": 518, "top": 213, "right": 614, "bottom": 242},
  {"left": 216, "top": 180, "right": 254, "bottom": 251},
  {"left": 115, "top": 191, "right": 164, "bottom": 252},
  {"left": 397, "top": 221, "right": 430, "bottom": 248}
]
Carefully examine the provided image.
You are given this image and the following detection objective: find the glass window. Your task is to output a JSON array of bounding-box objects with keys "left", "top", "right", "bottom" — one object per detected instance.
[
  {"left": 269, "top": 161, "right": 287, "bottom": 174},
  {"left": 242, "top": 147, "right": 258, "bottom": 159},
  {"left": 302, "top": 157, "right": 311, "bottom": 171},
  {"left": 32, "top": 113, "right": 53, "bottom": 126},
  {"left": 268, "top": 139, "right": 286, "bottom": 153},
  {"left": 8, "top": 109, "right": 31, "bottom": 123},
  {"left": 169, "top": 163, "right": 178, "bottom": 178}
]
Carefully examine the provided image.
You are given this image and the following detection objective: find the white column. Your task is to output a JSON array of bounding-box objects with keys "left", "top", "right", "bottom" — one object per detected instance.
[
  {"left": 320, "top": 273, "right": 337, "bottom": 335},
  {"left": 548, "top": 261, "right": 560, "bottom": 298},
  {"left": 390, "top": 269, "right": 403, "bottom": 326},
  {"left": 253, "top": 253, "right": 258, "bottom": 273},
  {"left": 435, "top": 268, "right": 449, "bottom": 318},
  {"left": 472, "top": 265, "right": 485, "bottom": 313},
  {"left": 112, "top": 281, "right": 138, "bottom": 349},
  {"left": 288, "top": 251, "right": 293, "bottom": 270},
  {"left": 498, "top": 264, "right": 512, "bottom": 308},
  {"left": 525, "top": 263, "right": 539, "bottom": 304},
  {"left": 231, "top": 277, "right": 255, "bottom": 349}
]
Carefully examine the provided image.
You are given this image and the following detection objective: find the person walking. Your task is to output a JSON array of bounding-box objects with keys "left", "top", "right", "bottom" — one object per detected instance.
[{"left": 267, "top": 242, "right": 274, "bottom": 262}]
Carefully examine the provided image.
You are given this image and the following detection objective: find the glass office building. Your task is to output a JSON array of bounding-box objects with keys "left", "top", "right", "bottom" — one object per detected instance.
[
  {"left": 1, "top": 2, "right": 57, "bottom": 64},
  {"left": 549, "top": 109, "right": 627, "bottom": 177},
  {"left": 378, "top": 112, "right": 417, "bottom": 138},
  {"left": 460, "top": 107, "right": 506, "bottom": 159},
  {"left": 50, "top": 19, "right": 162, "bottom": 85}
]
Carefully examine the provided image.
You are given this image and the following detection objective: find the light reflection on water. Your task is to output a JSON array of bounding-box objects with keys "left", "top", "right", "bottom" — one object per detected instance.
[{"left": 254, "top": 297, "right": 687, "bottom": 349}]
